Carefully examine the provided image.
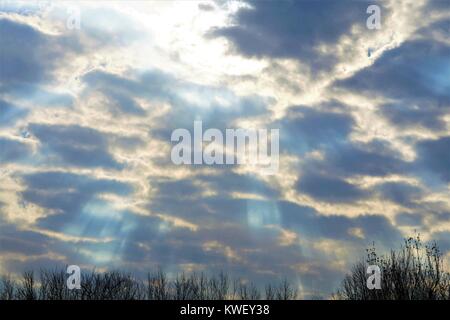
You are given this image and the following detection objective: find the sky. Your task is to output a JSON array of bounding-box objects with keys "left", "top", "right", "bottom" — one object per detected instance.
[{"left": 0, "top": 0, "right": 450, "bottom": 298}]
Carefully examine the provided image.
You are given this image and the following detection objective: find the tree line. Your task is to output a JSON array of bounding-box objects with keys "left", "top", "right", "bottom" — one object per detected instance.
[
  {"left": 1, "top": 235, "right": 449, "bottom": 300},
  {"left": 0, "top": 268, "right": 298, "bottom": 300}
]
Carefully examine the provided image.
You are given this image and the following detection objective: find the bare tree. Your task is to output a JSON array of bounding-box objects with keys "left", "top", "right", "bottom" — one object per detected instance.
[
  {"left": 0, "top": 275, "right": 16, "bottom": 300},
  {"left": 147, "top": 268, "right": 170, "bottom": 300},
  {"left": 2, "top": 267, "right": 303, "bottom": 300},
  {"left": 208, "top": 272, "right": 229, "bottom": 300},
  {"left": 232, "top": 279, "right": 261, "bottom": 300},
  {"left": 275, "top": 278, "right": 298, "bottom": 300},
  {"left": 335, "top": 235, "right": 450, "bottom": 300},
  {"left": 264, "top": 279, "right": 298, "bottom": 300},
  {"left": 16, "top": 271, "right": 37, "bottom": 300}
]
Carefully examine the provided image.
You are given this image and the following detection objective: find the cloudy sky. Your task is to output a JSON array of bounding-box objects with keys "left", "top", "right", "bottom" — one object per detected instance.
[{"left": 1, "top": 0, "right": 450, "bottom": 298}]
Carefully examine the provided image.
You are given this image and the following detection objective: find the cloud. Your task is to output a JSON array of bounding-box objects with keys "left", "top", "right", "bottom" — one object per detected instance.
[
  {"left": 29, "top": 124, "right": 123, "bottom": 169},
  {"left": 0, "top": 221, "right": 51, "bottom": 256},
  {"left": 197, "top": 171, "right": 279, "bottom": 198},
  {"left": 74, "top": 6, "right": 147, "bottom": 48},
  {"left": 336, "top": 38, "right": 450, "bottom": 136},
  {"left": 430, "top": 231, "right": 450, "bottom": 252},
  {"left": 0, "top": 18, "right": 55, "bottom": 88},
  {"left": 416, "top": 136, "right": 450, "bottom": 182},
  {"left": 147, "top": 170, "right": 279, "bottom": 229},
  {"left": 296, "top": 172, "right": 367, "bottom": 204},
  {"left": 101, "top": 89, "right": 147, "bottom": 116},
  {"left": 378, "top": 103, "right": 447, "bottom": 131},
  {"left": 0, "top": 99, "right": 28, "bottom": 127},
  {"left": 151, "top": 178, "right": 204, "bottom": 200},
  {"left": 279, "top": 201, "right": 402, "bottom": 246},
  {"left": 21, "top": 171, "right": 132, "bottom": 235},
  {"left": 147, "top": 177, "right": 249, "bottom": 225},
  {"left": 0, "top": 17, "right": 81, "bottom": 91},
  {"left": 277, "top": 105, "right": 355, "bottom": 154},
  {"left": 198, "top": 3, "right": 215, "bottom": 12},
  {"left": 337, "top": 38, "right": 450, "bottom": 102},
  {"left": 211, "top": 0, "right": 375, "bottom": 69},
  {"left": 320, "top": 140, "right": 408, "bottom": 177},
  {"left": 375, "top": 182, "right": 423, "bottom": 208},
  {"left": 425, "top": 0, "right": 450, "bottom": 11},
  {"left": 395, "top": 212, "right": 424, "bottom": 227},
  {"left": 0, "top": 138, "right": 31, "bottom": 163},
  {"left": 82, "top": 69, "right": 271, "bottom": 130},
  {"left": 1, "top": 1, "right": 450, "bottom": 298}
]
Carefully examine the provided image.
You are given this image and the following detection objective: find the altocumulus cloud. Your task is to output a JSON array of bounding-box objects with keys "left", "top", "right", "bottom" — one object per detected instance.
[{"left": 0, "top": 0, "right": 450, "bottom": 298}]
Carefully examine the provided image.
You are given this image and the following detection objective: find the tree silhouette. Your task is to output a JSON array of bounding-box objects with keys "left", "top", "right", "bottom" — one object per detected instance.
[
  {"left": 1, "top": 235, "right": 448, "bottom": 300},
  {"left": 335, "top": 235, "right": 450, "bottom": 300},
  {"left": 0, "top": 268, "right": 298, "bottom": 300}
]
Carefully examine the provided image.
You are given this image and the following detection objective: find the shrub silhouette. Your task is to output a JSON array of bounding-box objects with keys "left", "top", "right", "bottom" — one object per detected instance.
[{"left": 335, "top": 235, "right": 450, "bottom": 300}]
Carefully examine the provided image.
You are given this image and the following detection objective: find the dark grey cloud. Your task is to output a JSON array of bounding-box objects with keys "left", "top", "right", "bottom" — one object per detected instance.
[
  {"left": 82, "top": 69, "right": 272, "bottom": 137},
  {"left": 148, "top": 177, "right": 251, "bottom": 225},
  {"left": 395, "top": 206, "right": 450, "bottom": 229},
  {"left": 416, "top": 136, "right": 450, "bottom": 182},
  {"left": 82, "top": 70, "right": 166, "bottom": 97},
  {"left": 102, "top": 89, "right": 147, "bottom": 116},
  {"left": 0, "top": 224, "right": 51, "bottom": 256},
  {"left": 0, "top": 14, "right": 136, "bottom": 110},
  {"left": 375, "top": 182, "right": 423, "bottom": 208},
  {"left": 29, "top": 124, "right": 123, "bottom": 169},
  {"left": 113, "top": 209, "right": 310, "bottom": 290},
  {"left": 148, "top": 170, "right": 279, "bottom": 226},
  {"left": 197, "top": 171, "right": 279, "bottom": 198},
  {"left": 395, "top": 212, "right": 424, "bottom": 227},
  {"left": 277, "top": 106, "right": 355, "bottom": 154},
  {"left": 336, "top": 39, "right": 450, "bottom": 103},
  {"left": 0, "top": 18, "right": 55, "bottom": 88},
  {"left": 425, "top": 0, "right": 450, "bottom": 11},
  {"left": 23, "top": 171, "right": 131, "bottom": 197},
  {"left": 0, "top": 18, "right": 81, "bottom": 92},
  {"left": 293, "top": 140, "right": 411, "bottom": 205},
  {"left": 0, "top": 237, "right": 47, "bottom": 256},
  {"left": 0, "top": 215, "right": 86, "bottom": 270},
  {"left": 336, "top": 36, "right": 450, "bottom": 133},
  {"left": 278, "top": 201, "right": 402, "bottom": 246},
  {"left": 379, "top": 103, "right": 447, "bottom": 131},
  {"left": 17, "top": 172, "right": 141, "bottom": 268},
  {"left": 21, "top": 171, "right": 132, "bottom": 234},
  {"left": 0, "top": 16, "right": 77, "bottom": 124},
  {"left": 0, "top": 212, "right": 158, "bottom": 272},
  {"left": 12, "top": 85, "right": 74, "bottom": 108},
  {"left": 296, "top": 172, "right": 367, "bottom": 203},
  {"left": 211, "top": 0, "right": 375, "bottom": 70},
  {"left": 111, "top": 135, "right": 146, "bottom": 152},
  {"left": 0, "top": 256, "right": 70, "bottom": 276},
  {"left": 0, "top": 137, "right": 30, "bottom": 163},
  {"left": 152, "top": 178, "right": 204, "bottom": 200},
  {"left": 82, "top": 71, "right": 150, "bottom": 116},
  {"left": 0, "top": 99, "right": 28, "bottom": 127},
  {"left": 320, "top": 140, "right": 408, "bottom": 177}
]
